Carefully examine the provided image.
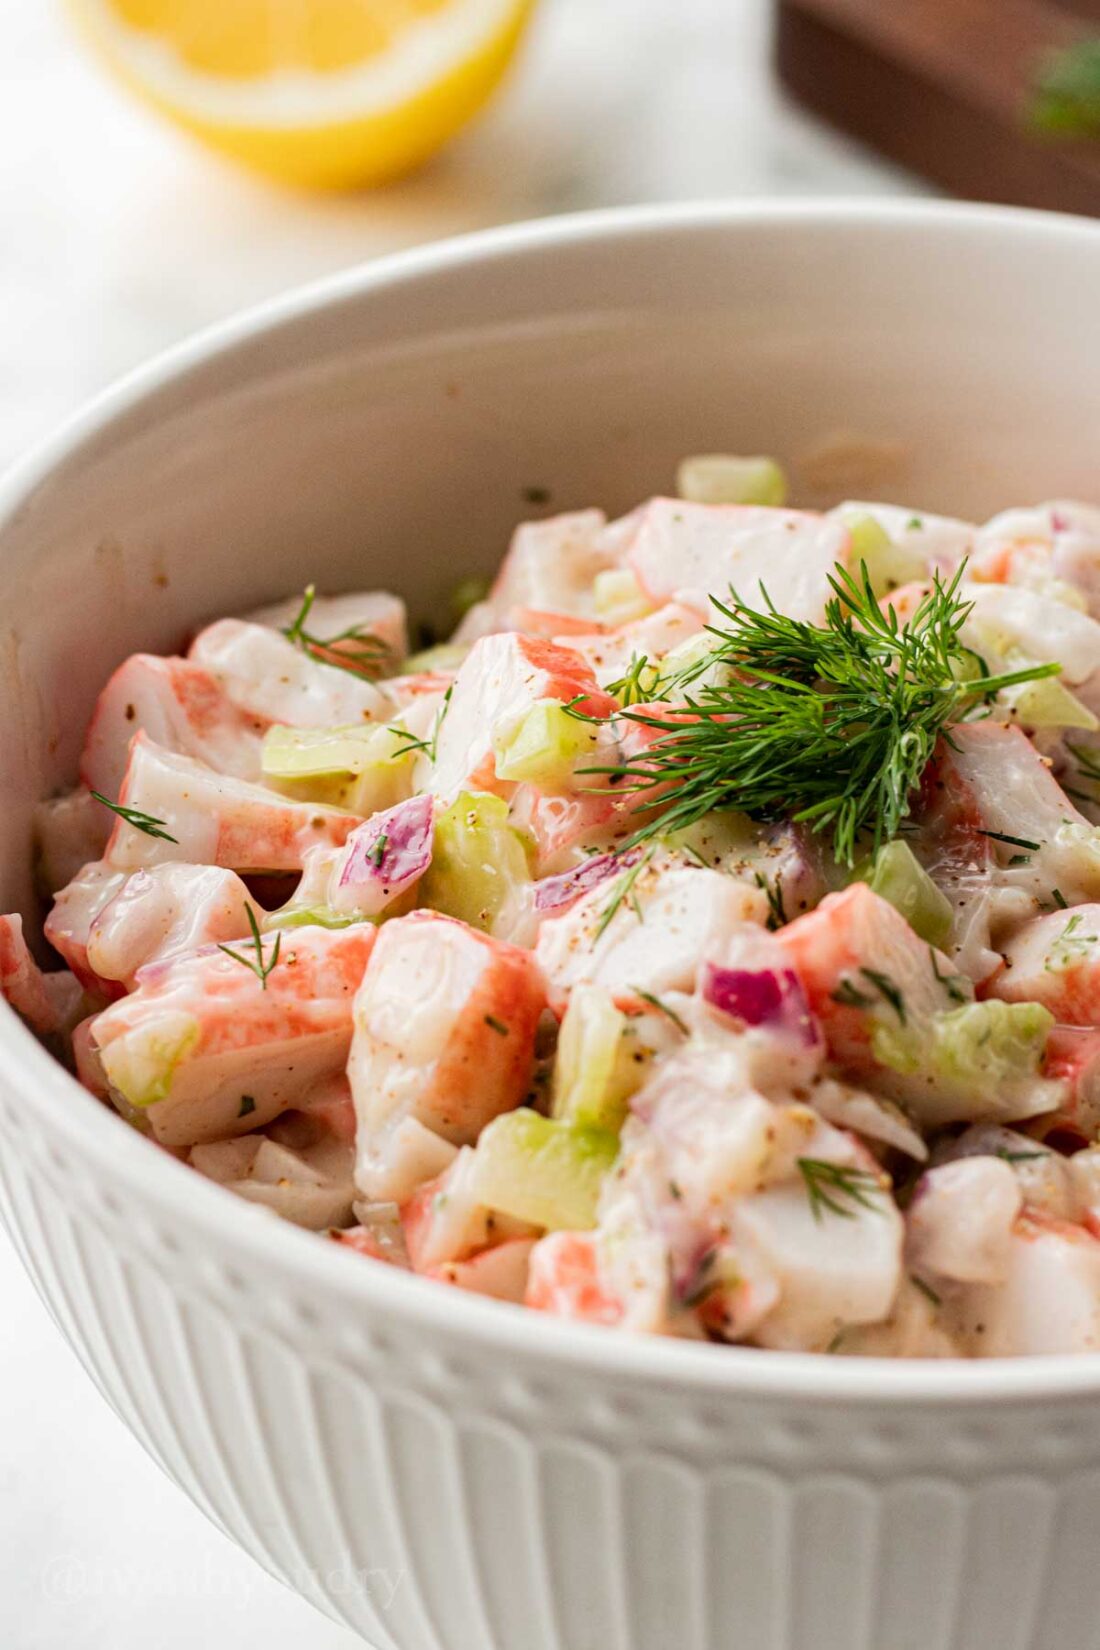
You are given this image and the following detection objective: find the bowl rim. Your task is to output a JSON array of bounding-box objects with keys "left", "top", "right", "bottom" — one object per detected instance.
[{"left": 6, "top": 195, "right": 1100, "bottom": 1406}]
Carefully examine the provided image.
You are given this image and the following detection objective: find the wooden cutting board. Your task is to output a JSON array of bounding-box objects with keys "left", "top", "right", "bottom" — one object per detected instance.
[{"left": 776, "top": 0, "right": 1100, "bottom": 215}]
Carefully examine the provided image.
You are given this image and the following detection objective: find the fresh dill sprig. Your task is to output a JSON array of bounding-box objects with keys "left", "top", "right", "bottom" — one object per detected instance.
[
  {"left": 594, "top": 846, "right": 654, "bottom": 941},
  {"left": 217, "top": 906, "right": 282, "bottom": 991},
  {"left": 91, "top": 790, "right": 179, "bottom": 843},
  {"left": 605, "top": 653, "right": 663, "bottom": 709},
  {"left": 282, "top": 585, "right": 393, "bottom": 678},
  {"left": 582, "top": 562, "right": 1058, "bottom": 866},
  {"left": 391, "top": 683, "right": 454, "bottom": 763},
  {"left": 797, "top": 1157, "right": 886, "bottom": 1222}
]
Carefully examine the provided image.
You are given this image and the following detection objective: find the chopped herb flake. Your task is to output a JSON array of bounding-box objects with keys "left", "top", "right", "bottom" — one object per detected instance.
[
  {"left": 90, "top": 791, "right": 179, "bottom": 844},
  {"left": 859, "top": 966, "right": 907, "bottom": 1023},
  {"left": 797, "top": 1157, "right": 886, "bottom": 1222},
  {"left": 631, "top": 987, "right": 689, "bottom": 1034},
  {"left": 976, "top": 829, "right": 1042, "bottom": 852},
  {"left": 831, "top": 978, "right": 875, "bottom": 1009},
  {"left": 217, "top": 906, "right": 282, "bottom": 991}
]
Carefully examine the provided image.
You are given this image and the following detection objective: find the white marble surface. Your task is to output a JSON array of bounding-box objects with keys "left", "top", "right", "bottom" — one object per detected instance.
[{"left": 0, "top": 2, "right": 924, "bottom": 1645}]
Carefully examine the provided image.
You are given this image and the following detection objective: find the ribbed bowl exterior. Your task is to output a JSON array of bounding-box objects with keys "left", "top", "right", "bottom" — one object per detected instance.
[{"left": 6, "top": 1071, "right": 1100, "bottom": 1650}]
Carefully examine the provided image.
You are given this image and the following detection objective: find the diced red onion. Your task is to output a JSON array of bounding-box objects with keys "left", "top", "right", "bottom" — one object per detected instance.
[
  {"left": 534, "top": 847, "right": 642, "bottom": 914},
  {"left": 336, "top": 794, "right": 434, "bottom": 912},
  {"left": 702, "top": 963, "right": 820, "bottom": 1048}
]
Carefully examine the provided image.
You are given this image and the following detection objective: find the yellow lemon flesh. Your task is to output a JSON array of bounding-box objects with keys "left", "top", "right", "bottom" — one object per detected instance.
[{"left": 70, "top": 0, "right": 536, "bottom": 189}]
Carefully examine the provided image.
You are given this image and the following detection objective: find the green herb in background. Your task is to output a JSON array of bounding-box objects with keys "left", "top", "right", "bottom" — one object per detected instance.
[{"left": 1030, "top": 39, "right": 1100, "bottom": 138}]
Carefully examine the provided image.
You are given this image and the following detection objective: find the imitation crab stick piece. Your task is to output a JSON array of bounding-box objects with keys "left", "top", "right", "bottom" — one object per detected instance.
[
  {"left": 348, "top": 912, "right": 547, "bottom": 1203},
  {"left": 44, "top": 862, "right": 130, "bottom": 997},
  {"left": 34, "top": 789, "right": 112, "bottom": 896},
  {"left": 971, "top": 501, "right": 1100, "bottom": 618},
  {"left": 427, "top": 1237, "right": 537, "bottom": 1303},
  {"left": 623, "top": 498, "right": 850, "bottom": 621},
  {"left": 0, "top": 913, "right": 82, "bottom": 1036},
  {"left": 776, "top": 883, "right": 1061, "bottom": 1126},
  {"left": 941, "top": 1212, "right": 1100, "bottom": 1355},
  {"left": 906, "top": 1157, "right": 1024, "bottom": 1287},
  {"left": 989, "top": 905, "right": 1100, "bottom": 1024},
  {"left": 1037, "top": 1027, "right": 1100, "bottom": 1144},
  {"left": 430, "top": 632, "right": 619, "bottom": 802},
  {"left": 46, "top": 861, "right": 259, "bottom": 997},
  {"left": 507, "top": 786, "right": 621, "bottom": 875},
  {"left": 563, "top": 602, "right": 706, "bottom": 688},
  {"left": 89, "top": 864, "right": 261, "bottom": 992},
  {"left": 535, "top": 854, "right": 768, "bottom": 1014},
  {"left": 487, "top": 509, "right": 614, "bottom": 620},
  {"left": 963, "top": 582, "right": 1100, "bottom": 696},
  {"left": 88, "top": 922, "right": 376, "bottom": 1146},
  {"left": 526, "top": 1231, "right": 625, "bottom": 1325},
  {"left": 245, "top": 589, "right": 408, "bottom": 669},
  {"left": 81, "top": 654, "right": 267, "bottom": 800},
  {"left": 190, "top": 618, "right": 392, "bottom": 727},
  {"left": 104, "top": 735, "right": 362, "bottom": 873},
  {"left": 930, "top": 722, "right": 1100, "bottom": 906}
]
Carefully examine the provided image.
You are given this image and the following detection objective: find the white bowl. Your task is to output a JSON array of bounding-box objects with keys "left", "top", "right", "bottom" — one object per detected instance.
[{"left": 3, "top": 201, "right": 1100, "bottom": 1650}]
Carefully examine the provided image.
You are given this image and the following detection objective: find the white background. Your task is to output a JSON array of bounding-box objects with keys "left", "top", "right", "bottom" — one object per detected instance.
[{"left": 0, "top": 2, "right": 921, "bottom": 1645}]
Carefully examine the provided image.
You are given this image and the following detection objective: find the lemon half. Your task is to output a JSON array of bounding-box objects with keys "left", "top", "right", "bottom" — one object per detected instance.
[{"left": 70, "top": 0, "right": 536, "bottom": 189}]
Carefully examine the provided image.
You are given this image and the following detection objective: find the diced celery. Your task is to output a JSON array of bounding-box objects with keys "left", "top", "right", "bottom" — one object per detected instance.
[
  {"left": 265, "top": 906, "right": 361, "bottom": 933},
  {"left": 593, "top": 568, "right": 652, "bottom": 625},
  {"left": 969, "top": 636, "right": 1097, "bottom": 731},
  {"left": 399, "top": 642, "right": 469, "bottom": 675},
  {"left": 661, "top": 809, "right": 757, "bottom": 867},
  {"left": 552, "top": 986, "right": 640, "bottom": 1133},
  {"left": 473, "top": 1109, "right": 619, "bottom": 1230},
  {"left": 854, "top": 840, "right": 953, "bottom": 948},
  {"left": 660, "top": 632, "right": 735, "bottom": 694},
  {"left": 263, "top": 723, "right": 383, "bottom": 779},
  {"left": 492, "top": 700, "right": 598, "bottom": 788},
  {"left": 262, "top": 723, "right": 416, "bottom": 814},
  {"left": 420, "top": 791, "right": 531, "bottom": 934},
  {"left": 999, "top": 674, "right": 1098, "bottom": 732},
  {"left": 841, "top": 511, "right": 926, "bottom": 596},
  {"left": 873, "top": 1000, "right": 1055, "bottom": 1103},
  {"left": 1052, "top": 825, "right": 1100, "bottom": 899},
  {"left": 676, "top": 454, "right": 788, "bottom": 508},
  {"left": 99, "top": 1011, "right": 199, "bottom": 1107}
]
